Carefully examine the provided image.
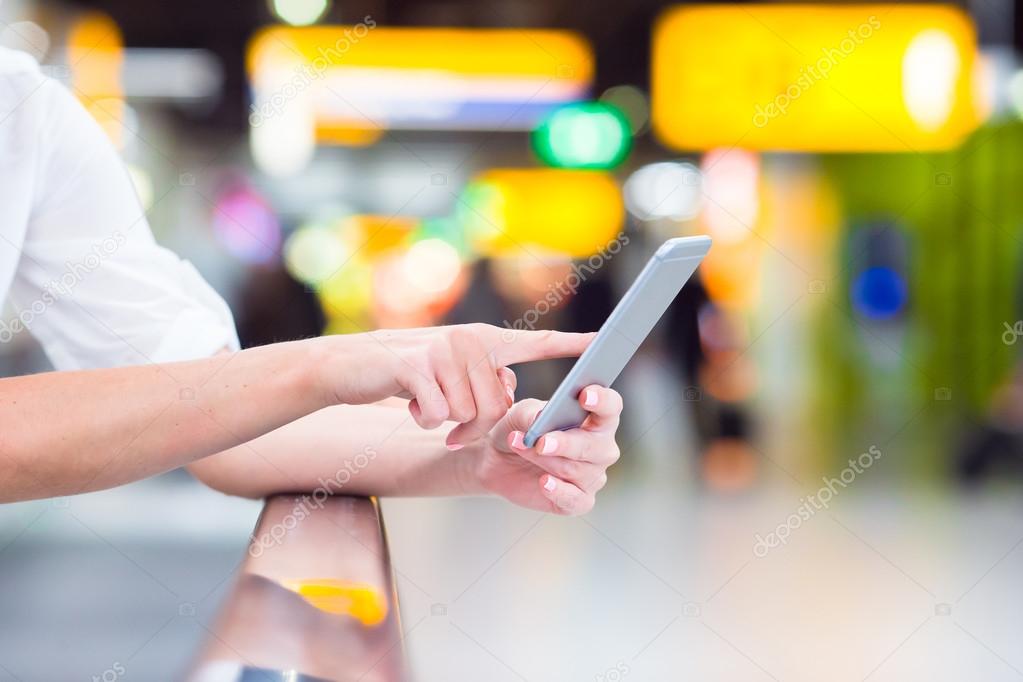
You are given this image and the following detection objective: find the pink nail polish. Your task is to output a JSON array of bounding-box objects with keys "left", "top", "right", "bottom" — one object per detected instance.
[
  {"left": 584, "top": 388, "right": 598, "bottom": 407},
  {"left": 509, "top": 431, "right": 525, "bottom": 449},
  {"left": 543, "top": 476, "right": 557, "bottom": 492},
  {"left": 539, "top": 434, "right": 558, "bottom": 455}
]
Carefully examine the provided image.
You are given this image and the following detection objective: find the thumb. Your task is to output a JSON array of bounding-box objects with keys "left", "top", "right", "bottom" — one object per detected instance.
[{"left": 505, "top": 398, "right": 546, "bottom": 433}]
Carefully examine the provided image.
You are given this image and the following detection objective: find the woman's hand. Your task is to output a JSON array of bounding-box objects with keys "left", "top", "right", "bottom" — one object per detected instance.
[
  {"left": 472, "top": 374, "right": 623, "bottom": 516},
  {"left": 319, "top": 324, "right": 594, "bottom": 450}
]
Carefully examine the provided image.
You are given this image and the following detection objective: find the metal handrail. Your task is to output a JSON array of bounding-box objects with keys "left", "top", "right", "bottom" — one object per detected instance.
[{"left": 187, "top": 495, "right": 407, "bottom": 682}]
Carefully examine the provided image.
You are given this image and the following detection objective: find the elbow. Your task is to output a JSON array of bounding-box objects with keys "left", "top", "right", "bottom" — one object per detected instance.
[{"left": 187, "top": 454, "right": 264, "bottom": 500}]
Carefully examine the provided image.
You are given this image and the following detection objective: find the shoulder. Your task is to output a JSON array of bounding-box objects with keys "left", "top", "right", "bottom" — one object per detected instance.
[
  {"left": 0, "top": 46, "right": 41, "bottom": 75},
  {"left": 0, "top": 47, "right": 88, "bottom": 130},
  {"left": 0, "top": 48, "right": 64, "bottom": 139},
  {"left": 0, "top": 48, "right": 113, "bottom": 228},
  {"left": 0, "top": 49, "right": 53, "bottom": 198},
  {"left": 0, "top": 48, "right": 103, "bottom": 180},
  {"left": 0, "top": 46, "right": 45, "bottom": 96},
  {"left": 0, "top": 46, "right": 40, "bottom": 72}
]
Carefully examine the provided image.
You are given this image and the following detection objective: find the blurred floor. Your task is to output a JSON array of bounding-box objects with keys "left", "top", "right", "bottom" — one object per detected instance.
[
  {"left": 0, "top": 477, "right": 259, "bottom": 682},
  {"left": 385, "top": 475, "right": 1023, "bottom": 681},
  {"left": 1, "top": 469, "right": 1022, "bottom": 681}
]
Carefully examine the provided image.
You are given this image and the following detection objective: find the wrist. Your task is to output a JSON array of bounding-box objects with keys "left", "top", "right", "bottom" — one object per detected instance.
[
  {"left": 300, "top": 336, "right": 345, "bottom": 409},
  {"left": 453, "top": 437, "right": 491, "bottom": 496}
]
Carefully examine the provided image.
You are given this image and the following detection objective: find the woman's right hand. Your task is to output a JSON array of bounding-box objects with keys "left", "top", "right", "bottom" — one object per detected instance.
[{"left": 317, "top": 324, "right": 594, "bottom": 450}]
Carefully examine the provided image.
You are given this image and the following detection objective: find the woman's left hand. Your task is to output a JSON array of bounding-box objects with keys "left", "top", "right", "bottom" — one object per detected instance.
[{"left": 470, "top": 371, "right": 623, "bottom": 516}]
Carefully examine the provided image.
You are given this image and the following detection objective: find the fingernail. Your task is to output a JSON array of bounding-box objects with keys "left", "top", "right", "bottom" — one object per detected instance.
[
  {"left": 446, "top": 443, "right": 464, "bottom": 451},
  {"left": 584, "top": 388, "right": 598, "bottom": 407},
  {"left": 505, "top": 385, "right": 515, "bottom": 405},
  {"left": 539, "top": 434, "right": 558, "bottom": 455},
  {"left": 543, "top": 476, "right": 557, "bottom": 492},
  {"left": 508, "top": 431, "right": 525, "bottom": 449}
]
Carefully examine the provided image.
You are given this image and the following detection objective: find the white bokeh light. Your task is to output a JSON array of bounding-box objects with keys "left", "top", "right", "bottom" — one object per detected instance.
[
  {"left": 270, "top": 0, "right": 330, "bottom": 26},
  {"left": 701, "top": 149, "right": 760, "bottom": 244},
  {"left": 403, "top": 239, "right": 461, "bottom": 294},
  {"left": 250, "top": 89, "right": 316, "bottom": 177},
  {"left": 623, "top": 162, "right": 703, "bottom": 222},
  {"left": 902, "top": 29, "right": 960, "bottom": 131}
]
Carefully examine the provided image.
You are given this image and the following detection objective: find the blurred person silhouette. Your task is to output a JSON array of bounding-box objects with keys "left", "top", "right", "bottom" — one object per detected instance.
[
  {"left": 667, "top": 279, "right": 760, "bottom": 488},
  {"left": 234, "top": 265, "right": 325, "bottom": 348},
  {"left": 957, "top": 362, "right": 1023, "bottom": 483}
]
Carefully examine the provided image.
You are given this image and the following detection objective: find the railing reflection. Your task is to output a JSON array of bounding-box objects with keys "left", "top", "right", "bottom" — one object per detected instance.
[{"left": 188, "top": 495, "right": 407, "bottom": 682}]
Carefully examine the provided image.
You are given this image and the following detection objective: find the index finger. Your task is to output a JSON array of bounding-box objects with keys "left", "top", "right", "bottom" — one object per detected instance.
[{"left": 491, "top": 329, "right": 595, "bottom": 366}]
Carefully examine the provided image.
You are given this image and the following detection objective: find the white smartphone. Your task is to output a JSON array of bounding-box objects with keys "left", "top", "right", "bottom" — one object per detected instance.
[{"left": 523, "top": 236, "right": 712, "bottom": 447}]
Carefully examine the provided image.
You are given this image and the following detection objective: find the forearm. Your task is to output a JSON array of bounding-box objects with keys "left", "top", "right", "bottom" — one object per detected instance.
[
  {"left": 189, "top": 403, "right": 485, "bottom": 499},
  {"left": 0, "top": 340, "right": 325, "bottom": 501}
]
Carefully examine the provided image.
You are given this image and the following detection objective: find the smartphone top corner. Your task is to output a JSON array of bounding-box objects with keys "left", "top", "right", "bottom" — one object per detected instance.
[{"left": 654, "top": 235, "right": 712, "bottom": 262}]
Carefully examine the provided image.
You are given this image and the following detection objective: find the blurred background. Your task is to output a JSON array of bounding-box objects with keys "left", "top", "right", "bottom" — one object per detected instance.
[{"left": 2, "top": 0, "right": 1023, "bottom": 680}]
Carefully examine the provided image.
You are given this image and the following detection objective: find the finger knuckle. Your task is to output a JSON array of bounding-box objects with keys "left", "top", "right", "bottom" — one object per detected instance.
[
  {"left": 608, "top": 389, "right": 624, "bottom": 410},
  {"left": 579, "top": 497, "right": 596, "bottom": 515},
  {"left": 563, "top": 495, "right": 594, "bottom": 516},
  {"left": 559, "top": 460, "right": 584, "bottom": 480},
  {"left": 416, "top": 411, "right": 440, "bottom": 428},
  {"left": 553, "top": 492, "right": 576, "bottom": 513},
  {"left": 521, "top": 398, "right": 545, "bottom": 412},
  {"left": 478, "top": 400, "right": 506, "bottom": 423},
  {"left": 427, "top": 339, "right": 453, "bottom": 366},
  {"left": 451, "top": 326, "right": 471, "bottom": 344},
  {"left": 578, "top": 466, "right": 605, "bottom": 490},
  {"left": 578, "top": 437, "right": 594, "bottom": 461},
  {"left": 425, "top": 397, "right": 449, "bottom": 421},
  {"left": 451, "top": 324, "right": 481, "bottom": 345},
  {"left": 451, "top": 404, "right": 476, "bottom": 423},
  {"left": 448, "top": 411, "right": 468, "bottom": 425}
]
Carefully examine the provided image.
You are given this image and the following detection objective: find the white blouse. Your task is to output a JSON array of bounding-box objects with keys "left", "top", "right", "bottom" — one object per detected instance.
[{"left": 0, "top": 48, "right": 238, "bottom": 370}]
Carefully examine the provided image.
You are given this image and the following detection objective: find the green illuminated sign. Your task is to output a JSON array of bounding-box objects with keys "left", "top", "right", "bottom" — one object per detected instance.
[{"left": 532, "top": 102, "right": 632, "bottom": 169}]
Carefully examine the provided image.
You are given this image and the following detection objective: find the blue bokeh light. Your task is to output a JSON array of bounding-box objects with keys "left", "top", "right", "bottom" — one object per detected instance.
[{"left": 851, "top": 266, "right": 908, "bottom": 321}]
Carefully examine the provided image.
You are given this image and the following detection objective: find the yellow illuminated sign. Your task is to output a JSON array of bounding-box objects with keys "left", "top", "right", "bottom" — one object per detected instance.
[
  {"left": 652, "top": 4, "right": 980, "bottom": 151},
  {"left": 460, "top": 169, "right": 624, "bottom": 258},
  {"left": 248, "top": 26, "right": 592, "bottom": 79},
  {"left": 247, "top": 26, "right": 593, "bottom": 143}
]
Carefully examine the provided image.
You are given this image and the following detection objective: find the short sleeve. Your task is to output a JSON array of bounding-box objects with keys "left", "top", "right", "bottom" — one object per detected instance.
[{"left": 7, "top": 74, "right": 239, "bottom": 370}]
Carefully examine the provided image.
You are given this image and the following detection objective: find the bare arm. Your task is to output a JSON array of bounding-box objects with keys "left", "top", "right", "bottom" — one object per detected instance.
[
  {"left": 0, "top": 325, "right": 592, "bottom": 503},
  {"left": 188, "top": 381, "right": 627, "bottom": 517},
  {"left": 187, "top": 403, "right": 482, "bottom": 500},
  {"left": 0, "top": 341, "right": 323, "bottom": 502}
]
